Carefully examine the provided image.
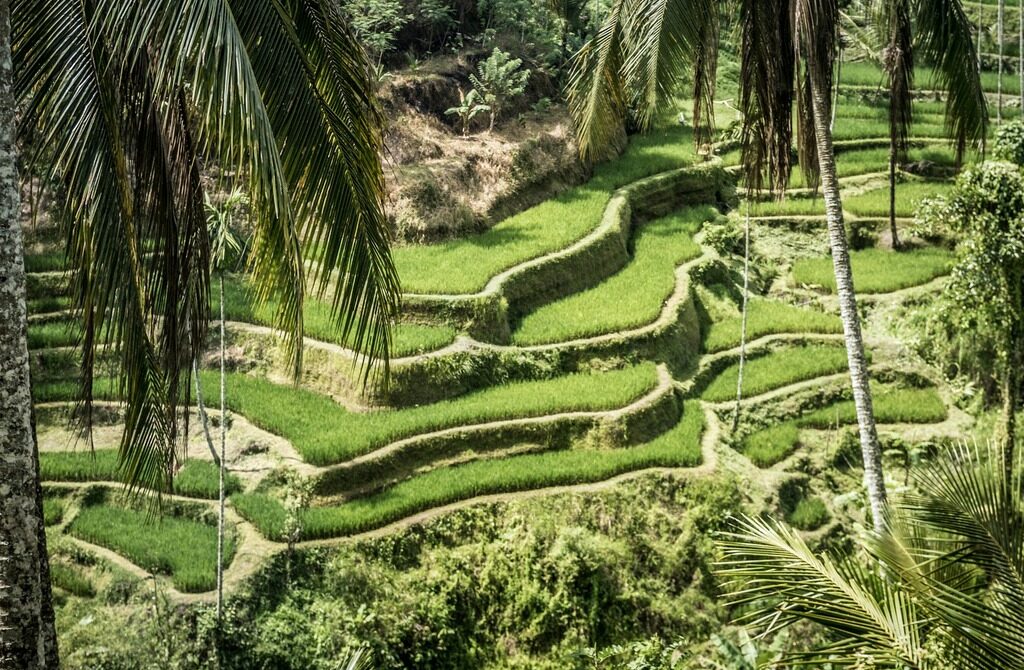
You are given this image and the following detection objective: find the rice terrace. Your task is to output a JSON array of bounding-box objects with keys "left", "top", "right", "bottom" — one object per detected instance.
[{"left": 2, "top": 0, "right": 1023, "bottom": 668}]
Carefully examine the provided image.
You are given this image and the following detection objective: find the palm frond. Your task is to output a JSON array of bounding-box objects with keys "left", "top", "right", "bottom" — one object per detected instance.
[
  {"left": 100, "top": 0, "right": 307, "bottom": 372},
  {"left": 621, "top": 0, "right": 716, "bottom": 132},
  {"left": 14, "top": 0, "right": 179, "bottom": 493},
  {"left": 793, "top": 0, "right": 840, "bottom": 190},
  {"left": 913, "top": 0, "right": 988, "bottom": 162},
  {"left": 738, "top": 0, "right": 796, "bottom": 194},
  {"left": 567, "top": 0, "right": 629, "bottom": 161},
  {"left": 233, "top": 0, "right": 399, "bottom": 382},
  {"left": 719, "top": 516, "right": 925, "bottom": 667}
]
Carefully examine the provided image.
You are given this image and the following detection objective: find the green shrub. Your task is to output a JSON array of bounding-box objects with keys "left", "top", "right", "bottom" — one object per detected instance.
[
  {"left": 786, "top": 497, "right": 830, "bottom": 530},
  {"left": 68, "top": 503, "right": 235, "bottom": 592},
  {"left": 236, "top": 401, "right": 705, "bottom": 540},
  {"left": 703, "top": 222, "right": 744, "bottom": 255},
  {"left": 994, "top": 119, "right": 1024, "bottom": 165},
  {"left": 741, "top": 422, "right": 801, "bottom": 467}
]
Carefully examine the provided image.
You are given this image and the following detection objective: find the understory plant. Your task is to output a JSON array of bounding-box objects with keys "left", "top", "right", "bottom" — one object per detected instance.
[{"left": 720, "top": 442, "right": 1024, "bottom": 669}]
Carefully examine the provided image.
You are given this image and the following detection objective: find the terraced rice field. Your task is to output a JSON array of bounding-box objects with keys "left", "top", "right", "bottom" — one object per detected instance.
[{"left": 30, "top": 76, "right": 973, "bottom": 599}]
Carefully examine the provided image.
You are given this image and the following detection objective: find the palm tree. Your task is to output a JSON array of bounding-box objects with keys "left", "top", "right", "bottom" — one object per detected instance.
[
  {"left": 878, "top": 0, "right": 986, "bottom": 245},
  {"left": 0, "top": 2, "right": 59, "bottom": 665},
  {"left": 4, "top": 1, "right": 399, "bottom": 665},
  {"left": 719, "top": 442, "right": 1024, "bottom": 669},
  {"left": 567, "top": 0, "right": 891, "bottom": 527},
  {"left": 568, "top": 0, "right": 986, "bottom": 533}
]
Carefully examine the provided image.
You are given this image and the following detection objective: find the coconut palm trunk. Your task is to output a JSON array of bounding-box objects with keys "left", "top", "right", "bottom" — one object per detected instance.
[
  {"left": 998, "top": 0, "right": 1005, "bottom": 122},
  {"left": 217, "top": 273, "right": 226, "bottom": 621},
  {"left": 808, "top": 76, "right": 888, "bottom": 532},
  {"left": 0, "top": 1, "right": 58, "bottom": 665},
  {"left": 1002, "top": 367, "right": 1017, "bottom": 476}
]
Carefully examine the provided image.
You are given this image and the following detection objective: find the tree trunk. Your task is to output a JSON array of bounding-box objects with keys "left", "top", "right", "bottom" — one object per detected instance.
[
  {"left": 808, "top": 75, "right": 888, "bottom": 532},
  {"left": 979, "top": 0, "right": 985, "bottom": 70},
  {"left": 0, "top": 1, "right": 59, "bottom": 665},
  {"left": 1003, "top": 361, "right": 1018, "bottom": 479},
  {"left": 217, "top": 273, "right": 226, "bottom": 622},
  {"left": 888, "top": 144, "right": 900, "bottom": 249},
  {"left": 732, "top": 203, "right": 751, "bottom": 433},
  {"left": 1019, "top": 2, "right": 1023, "bottom": 113},
  {"left": 999, "top": 0, "right": 1005, "bottom": 123}
]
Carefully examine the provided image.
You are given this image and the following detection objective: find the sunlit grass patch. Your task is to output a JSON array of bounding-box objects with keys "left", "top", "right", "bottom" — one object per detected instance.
[
  {"left": 28, "top": 321, "right": 80, "bottom": 349},
  {"left": 218, "top": 277, "right": 456, "bottom": 357},
  {"left": 234, "top": 401, "right": 705, "bottom": 540},
  {"left": 791, "top": 246, "right": 954, "bottom": 293},
  {"left": 703, "top": 299, "right": 842, "bottom": 353},
  {"left": 394, "top": 125, "right": 696, "bottom": 295},
  {"left": 843, "top": 181, "right": 953, "bottom": 218},
  {"left": 39, "top": 449, "right": 241, "bottom": 500},
  {"left": 68, "top": 501, "right": 234, "bottom": 593},
  {"left": 701, "top": 345, "right": 850, "bottom": 402},
  {"left": 43, "top": 497, "right": 65, "bottom": 526},
  {"left": 50, "top": 562, "right": 96, "bottom": 598},
  {"left": 739, "top": 387, "right": 947, "bottom": 467},
  {"left": 173, "top": 460, "right": 243, "bottom": 499},
  {"left": 511, "top": 207, "right": 711, "bottom": 344}
]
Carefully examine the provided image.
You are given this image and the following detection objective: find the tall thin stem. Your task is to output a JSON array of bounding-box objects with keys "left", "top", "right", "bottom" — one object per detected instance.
[
  {"left": 999, "top": 0, "right": 1005, "bottom": 123},
  {"left": 732, "top": 201, "right": 751, "bottom": 433},
  {"left": 217, "top": 273, "right": 226, "bottom": 623}
]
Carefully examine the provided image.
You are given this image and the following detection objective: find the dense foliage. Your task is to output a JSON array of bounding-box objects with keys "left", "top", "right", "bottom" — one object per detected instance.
[{"left": 55, "top": 476, "right": 745, "bottom": 669}]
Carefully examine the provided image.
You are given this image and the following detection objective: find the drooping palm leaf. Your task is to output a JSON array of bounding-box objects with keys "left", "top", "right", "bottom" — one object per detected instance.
[
  {"left": 14, "top": 0, "right": 180, "bottom": 493},
  {"left": 738, "top": 0, "right": 796, "bottom": 194},
  {"left": 233, "top": 0, "right": 400, "bottom": 381},
  {"left": 567, "top": 0, "right": 718, "bottom": 161},
  {"left": 719, "top": 515, "right": 926, "bottom": 667},
  {"left": 913, "top": 0, "right": 988, "bottom": 162}
]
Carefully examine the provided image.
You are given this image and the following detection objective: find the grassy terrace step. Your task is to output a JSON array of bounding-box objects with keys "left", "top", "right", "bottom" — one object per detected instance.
[
  {"left": 740, "top": 387, "right": 948, "bottom": 467},
  {"left": 67, "top": 497, "right": 236, "bottom": 592},
  {"left": 751, "top": 181, "right": 952, "bottom": 218},
  {"left": 393, "top": 125, "right": 696, "bottom": 296},
  {"left": 700, "top": 345, "right": 851, "bottom": 402},
  {"left": 39, "top": 450, "right": 242, "bottom": 499},
  {"left": 233, "top": 400, "right": 705, "bottom": 541},
  {"left": 702, "top": 299, "right": 842, "bottom": 353},
  {"left": 511, "top": 207, "right": 711, "bottom": 345},
  {"left": 791, "top": 247, "right": 954, "bottom": 293},
  {"left": 34, "top": 364, "right": 661, "bottom": 466},
  {"left": 217, "top": 277, "right": 456, "bottom": 357},
  {"left": 841, "top": 60, "right": 1024, "bottom": 96}
]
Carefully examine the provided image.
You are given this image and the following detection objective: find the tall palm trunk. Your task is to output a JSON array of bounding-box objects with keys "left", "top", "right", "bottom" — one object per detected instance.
[
  {"left": 1019, "top": 3, "right": 1023, "bottom": 113},
  {"left": 998, "top": 0, "right": 1005, "bottom": 123},
  {"left": 888, "top": 147, "right": 900, "bottom": 248},
  {"left": 217, "top": 273, "right": 226, "bottom": 622},
  {"left": 808, "top": 76, "right": 888, "bottom": 532},
  {"left": 1002, "top": 367, "right": 1017, "bottom": 477},
  {"left": 0, "top": 1, "right": 58, "bottom": 665},
  {"left": 732, "top": 203, "right": 751, "bottom": 433}
]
